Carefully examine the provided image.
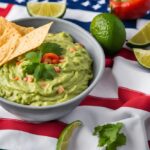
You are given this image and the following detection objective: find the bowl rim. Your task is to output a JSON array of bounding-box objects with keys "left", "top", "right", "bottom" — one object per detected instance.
[{"left": 0, "top": 17, "right": 105, "bottom": 110}]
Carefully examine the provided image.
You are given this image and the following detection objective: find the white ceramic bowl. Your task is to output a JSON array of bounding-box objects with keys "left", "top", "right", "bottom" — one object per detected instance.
[{"left": 0, "top": 17, "right": 105, "bottom": 122}]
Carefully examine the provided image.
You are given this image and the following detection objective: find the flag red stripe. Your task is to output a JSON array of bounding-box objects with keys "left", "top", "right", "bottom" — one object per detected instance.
[
  {"left": 119, "top": 87, "right": 150, "bottom": 112},
  {"left": 117, "top": 48, "right": 136, "bottom": 61},
  {"left": 81, "top": 87, "right": 150, "bottom": 112},
  {"left": 0, "top": 118, "right": 67, "bottom": 138},
  {"left": 0, "top": 4, "right": 13, "bottom": 17},
  {"left": 105, "top": 48, "right": 136, "bottom": 68},
  {"left": 148, "top": 141, "right": 150, "bottom": 148},
  {"left": 105, "top": 56, "right": 114, "bottom": 68},
  {"left": 80, "top": 96, "right": 122, "bottom": 109}
]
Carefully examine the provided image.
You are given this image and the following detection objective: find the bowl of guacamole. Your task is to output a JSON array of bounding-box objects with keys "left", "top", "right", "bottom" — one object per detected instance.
[{"left": 0, "top": 17, "right": 105, "bottom": 122}]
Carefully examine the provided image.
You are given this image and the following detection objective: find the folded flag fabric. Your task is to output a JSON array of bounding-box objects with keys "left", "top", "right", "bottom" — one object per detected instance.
[{"left": 0, "top": 1, "right": 150, "bottom": 150}]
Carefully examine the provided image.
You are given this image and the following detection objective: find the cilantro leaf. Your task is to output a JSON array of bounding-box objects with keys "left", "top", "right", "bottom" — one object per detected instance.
[
  {"left": 38, "top": 42, "right": 63, "bottom": 56},
  {"left": 93, "top": 123, "right": 126, "bottom": 150},
  {"left": 25, "top": 63, "right": 38, "bottom": 74},
  {"left": 106, "top": 143, "right": 117, "bottom": 150},
  {"left": 34, "top": 64, "right": 45, "bottom": 80},
  {"left": 25, "top": 52, "right": 41, "bottom": 63},
  {"left": 42, "top": 64, "right": 56, "bottom": 80},
  {"left": 24, "top": 43, "right": 61, "bottom": 81},
  {"left": 116, "top": 133, "right": 126, "bottom": 146},
  {"left": 32, "top": 64, "right": 56, "bottom": 81}
]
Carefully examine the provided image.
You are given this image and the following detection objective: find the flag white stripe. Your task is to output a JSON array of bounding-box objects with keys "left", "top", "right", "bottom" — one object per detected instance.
[
  {"left": 90, "top": 68, "right": 118, "bottom": 98},
  {"left": 0, "top": 3, "right": 8, "bottom": 8},
  {"left": 113, "top": 57, "right": 150, "bottom": 95},
  {"left": 0, "top": 130, "right": 57, "bottom": 150},
  {"left": 6, "top": 5, "right": 29, "bottom": 20},
  {"left": 64, "top": 8, "right": 99, "bottom": 22}
]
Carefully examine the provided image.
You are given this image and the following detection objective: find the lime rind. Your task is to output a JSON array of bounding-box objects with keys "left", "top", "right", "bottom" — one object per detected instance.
[
  {"left": 127, "top": 22, "right": 150, "bottom": 48},
  {"left": 27, "top": 2, "right": 66, "bottom": 18},
  {"left": 56, "top": 120, "right": 82, "bottom": 150},
  {"left": 134, "top": 48, "right": 150, "bottom": 69},
  {"left": 90, "top": 13, "right": 126, "bottom": 56}
]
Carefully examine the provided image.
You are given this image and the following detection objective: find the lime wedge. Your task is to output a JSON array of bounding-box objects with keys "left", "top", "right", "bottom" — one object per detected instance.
[
  {"left": 56, "top": 120, "right": 82, "bottom": 150},
  {"left": 27, "top": 2, "right": 66, "bottom": 18},
  {"left": 134, "top": 48, "right": 150, "bottom": 68},
  {"left": 127, "top": 22, "right": 150, "bottom": 48}
]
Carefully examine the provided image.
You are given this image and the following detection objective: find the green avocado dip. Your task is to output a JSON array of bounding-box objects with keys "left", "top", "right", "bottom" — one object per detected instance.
[{"left": 0, "top": 32, "right": 93, "bottom": 106}]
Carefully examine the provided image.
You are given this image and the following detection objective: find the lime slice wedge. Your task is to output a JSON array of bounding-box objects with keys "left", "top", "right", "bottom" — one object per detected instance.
[
  {"left": 56, "top": 120, "right": 82, "bottom": 150},
  {"left": 127, "top": 22, "right": 150, "bottom": 48},
  {"left": 134, "top": 48, "right": 150, "bottom": 68},
  {"left": 27, "top": 2, "right": 66, "bottom": 18}
]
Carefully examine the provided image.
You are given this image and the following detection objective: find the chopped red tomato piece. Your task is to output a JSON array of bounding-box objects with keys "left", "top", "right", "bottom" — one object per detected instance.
[
  {"left": 69, "top": 47, "right": 76, "bottom": 52},
  {"left": 54, "top": 66, "right": 61, "bottom": 73},
  {"left": 16, "top": 61, "right": 21, "bottom": 66},
  {"left": 41, "top": 53, "right": 60, "bottom": 64},
  {"left": 23, "top": 76, "right": 33, "bottom": 82},
  {"left": 57, "top": 86, "right": 65, "bottom": 94},
  {"left": 13, "top": 77, "right": 19, "bottom": 81}
]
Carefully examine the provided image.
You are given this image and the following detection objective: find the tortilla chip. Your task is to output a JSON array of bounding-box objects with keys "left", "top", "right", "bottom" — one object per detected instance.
[
  {"left": 0, "top": 17, "right": 21, "bottom": 64},
  {"left": 11, "top": 23, "right": 34, "bottom": 36},
  {"left": 0, "top": 23, "right": 19, "bottom": 47},
  {"left": 0, "top": 17, "right": 34, "bottom": 36},
  {"left": 9, "top": 22, "right": 53, "bottom": 62},
  {"left": 0, "top": 35, "right": 20, "bottom": 66},
  {"left": 0, "top": 28, "right": 20, "bottom": 65},
  {"left": 0, "top": 17, "right": 52, "bottom": 66},
  {"left": 0, "top": 17, "right": 8, "bottom": 36},
  {"left": 0, "top": 27, "right": 10, "bottom": 47}
]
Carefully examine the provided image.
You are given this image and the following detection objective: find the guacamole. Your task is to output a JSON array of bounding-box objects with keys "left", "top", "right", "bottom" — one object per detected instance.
[{"left": 0, "top": 32, "right": 93, "bottom": 106}]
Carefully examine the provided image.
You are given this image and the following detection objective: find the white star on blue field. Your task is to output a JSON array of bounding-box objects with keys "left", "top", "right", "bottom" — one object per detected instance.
[{"left": 1, "top": 0, "right": 150, "bottom": 30}]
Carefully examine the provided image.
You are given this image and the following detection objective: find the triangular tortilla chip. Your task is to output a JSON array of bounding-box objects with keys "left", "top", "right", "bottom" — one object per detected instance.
[
  {"left": 0, "top": 27, "right": 20, "bottom": 64},
  {"left": 0, "top": 17, "right": 8, "bottom": 36},
  {"left": 11, "top": 23, "right": 34, "bottom": 36},
  {"left": 9, "top": 22, "right": 53, "bottom": 61},
  {"left": 0, "top": 17, "right": 34, "bottom": 36}
]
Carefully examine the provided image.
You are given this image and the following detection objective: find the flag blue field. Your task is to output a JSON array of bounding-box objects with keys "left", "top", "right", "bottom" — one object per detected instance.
[{"left": 1, "top": 0, "right": 150, "bottom": 30}]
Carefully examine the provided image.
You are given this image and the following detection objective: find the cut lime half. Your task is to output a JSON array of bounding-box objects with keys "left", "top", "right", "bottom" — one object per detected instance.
[
  {"left": 27, "top": 2, "right": 66, "bottom": 18},
  {"left": 127, "top": 22, "right": 150, "bottom": 48},
  {"left": 134, "top": 48, "right": 150, "bottom": 69},
  {"left": 56, "top": 120, "right": 82, "bottom": 150}
]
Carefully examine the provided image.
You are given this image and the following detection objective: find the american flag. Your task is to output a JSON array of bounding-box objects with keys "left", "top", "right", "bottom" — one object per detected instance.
[
  {"left": 0, "top": 1, "right": 150, "bottom": 150},
  {"left": 1, "top": 0, "right": 150, "bottom": 29}
]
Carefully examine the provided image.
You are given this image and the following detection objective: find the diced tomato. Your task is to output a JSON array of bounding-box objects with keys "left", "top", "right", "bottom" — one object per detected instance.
[
  {"left": 23, "top": 76, "right": 33, "bottom": 82},
  {"left": 41, "top": 53, "right": 60, "bottom": 64},
  {"left": 57, "top": 86, "right": 65, "bottom": 94},
  {"left": 16, "top": 61, "right": 21, "bottom": 65},
  {"left": 13, "top": 77, "right": 19, "bottom": 81},
  {"left": 54, "top": 66, "right": 61, "bottom": 73},
  {"left": 39, "top": 81, "right": 47, "bottom": 88},
  {"left": 27, "top": 76, "right": 33, "bottom": 82},
  {"left": 69, "top": 47, "right": 76, "bottom": 52}
]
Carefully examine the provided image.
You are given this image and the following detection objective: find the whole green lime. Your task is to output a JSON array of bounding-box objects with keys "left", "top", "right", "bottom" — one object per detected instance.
[{"left": 90, "top": 13, "right": 126, "bottom": 56}]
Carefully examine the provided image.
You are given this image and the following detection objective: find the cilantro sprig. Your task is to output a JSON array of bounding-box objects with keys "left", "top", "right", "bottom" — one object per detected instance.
[
  {"left": 93, "top": 123, "right": 126, "bottom": 150},
  {"left": 38, "top": 42, "right": 63, "bottom": 56},
  {"left": 24, "top": 42, "right": 63, "bottom": 80}
]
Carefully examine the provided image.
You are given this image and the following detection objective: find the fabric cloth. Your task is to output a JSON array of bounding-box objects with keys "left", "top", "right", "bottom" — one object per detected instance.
[{"left": 0, "top": 0, "right": 150, "bottom": 150}]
